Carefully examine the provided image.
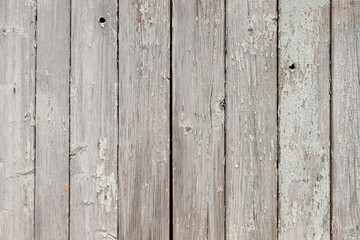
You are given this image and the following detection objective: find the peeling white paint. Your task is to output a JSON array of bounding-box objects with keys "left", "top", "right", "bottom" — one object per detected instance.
[
  {"left": 25, "top": 0, "right": 36, "bottom": 8},
  {"left": 95, "top": 138, "right": 117, "bottom": 213},
  {"left": 279, "top": 0, "right": 330, "bottom": 238}
]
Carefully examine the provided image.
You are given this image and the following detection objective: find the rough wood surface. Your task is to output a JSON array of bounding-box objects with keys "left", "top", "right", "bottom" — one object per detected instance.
[
  {"left": 35, "top": 0, "right": 70, "bottom": 239},
  {"left": 278, "top": 0, "right": 331, "bottom": 239},
  {"left": 332, "top": 0, "right": 360, "bottom": 238},
  {"left": 4, "top": 1, "right": 360, "bottom": 238},
  {"left": 0, "top": 0, "right": 36, "bottom": 239},
  {"left": 118, "top": 0, "right": 170, "bottom": 239},
  {"left": 70, "top": 0, "right": 118, "bottom": 239},
  {"left": 225, "top": 0, "right": 277, "bottom": 239},
  {"left": 172, "top": 0, "right": 225, "bottom": 239}
]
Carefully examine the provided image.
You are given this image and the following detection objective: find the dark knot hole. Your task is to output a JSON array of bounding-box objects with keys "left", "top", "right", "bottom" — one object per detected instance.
[{"left": 99, "top": 17, "right": 106, "bottom": 24}]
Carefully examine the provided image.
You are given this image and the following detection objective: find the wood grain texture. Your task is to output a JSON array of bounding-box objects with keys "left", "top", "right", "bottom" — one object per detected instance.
[
  {"left": 35, "top": 0, "right": 70, "bottom": 239},
  {"left": 0, "top": 0, "right": 36, "bottom": 238},
  {"left": 70, "top": 0, "right": 118, "bottom": 239},
  {"left": 118, "top": 0, "right": 170, "bottom": 239},
  {"left": 278, "top": 0, "right": 331, "bottom": 239},
  {"left": 172, "top": 0, "right": 225, "bottom": 239},
  {"left": 225, "top": 0, "right": 277, "bottom": 239},
  {"left": 332, "top": 0, "right": 360, "bottom": 238}
]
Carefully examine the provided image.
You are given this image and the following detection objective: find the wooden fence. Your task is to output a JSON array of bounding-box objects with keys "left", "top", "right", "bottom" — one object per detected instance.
[{"left": 1, "top": 0, "right": 359, "bottom": 239}]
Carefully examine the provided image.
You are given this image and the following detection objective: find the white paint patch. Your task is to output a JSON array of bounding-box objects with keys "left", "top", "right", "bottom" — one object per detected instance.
[
  {"left": 25, "top": 0, "right": 36, "bottom": 8},
  {"left": 95, "top": 138, "right": 117, "bottom": 213},
  {"left": 37, "top": 69, "right": 53, "bottom": 77},
  {"left": 95, "top": 169, "right": 117, "bottom": 213},
  {"left": 98, "top": 138, "right": 107, "bottom": 161}
]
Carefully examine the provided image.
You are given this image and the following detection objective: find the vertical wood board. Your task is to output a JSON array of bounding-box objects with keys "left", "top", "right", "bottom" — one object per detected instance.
[
  {"left": 226, "top": 0, "right": 278, "bottom": 239},
  {"left": 35, "top": 0, "right": 70, "bottom": 238},
  {"left": 0, "top": 0, "right": 36, "bottom": 239},
  {"left": 172, "top": 0, "right": 226, "bottom": 239},
  {"left": 278, "top": 0, "right": 331, "bottom": 239},
  {"left": 70, "top": 1, "right": 118, "bottom": 239},
  {"left": 118, "top": 0, "right": 170, "bottom": 239},
  {"left": 332, "top": 0, "right": 360, "bottom": 238}
]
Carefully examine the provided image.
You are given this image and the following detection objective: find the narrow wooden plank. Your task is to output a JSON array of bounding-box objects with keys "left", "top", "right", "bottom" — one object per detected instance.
[
  {"left": 172, "top": 0, "right": 225, "bottom": 238},
  {"left": 278, "top": 0, "right": 331, "bottom": 239},
  {"left": 70, "top": 1, "right": 118, "bottom": 239},
  {"left": 0, "top": 0, "right": 36, "bottom": 239},
  {"left": 225, "top": 0, "right": 277, "bottom": 238},
  {"left": 35, "top": 0, "right": 70, "bottom": 238},
  {"left": 118, "top": 0, "right": 170, "bottom": 239},
  {"left": 332, "top": 0, "right": 360, "bottom": 238}
]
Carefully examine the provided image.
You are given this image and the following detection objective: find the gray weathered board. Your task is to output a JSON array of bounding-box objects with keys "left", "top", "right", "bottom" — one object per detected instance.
[{"left": 0, "top": 0, "right": 359, "bottom": 239}]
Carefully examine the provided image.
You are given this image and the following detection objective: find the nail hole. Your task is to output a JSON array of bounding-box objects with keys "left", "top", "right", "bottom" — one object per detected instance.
[
  {"left": 289, "top": 64, "right": 295, "bottom": 70},
  {"left": 99, "top": 17, "right": 106, "bottom": 24},
  {"left": 13, "top": 87, "right": 16, "bottom": 94}
]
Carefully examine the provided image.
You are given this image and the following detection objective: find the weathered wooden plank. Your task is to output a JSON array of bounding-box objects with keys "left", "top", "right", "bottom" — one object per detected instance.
[
  {"left": 0, "top": 0, "right": 36, "bottom": 239},
  {"left": 70, "top": 1, "right": 118, "bottom": 239},
  {"left": 172, "top": 0, "right": 225, "bottom": 239},
  {"left": 225, "top": 0, "right": 277, "bottom": 238},
  {"left": 332, "top": 0, "right": 360, "bottom": 238},
  {"left": 118, "top": 0, "right": 170, "bottom": 239},
  {"left": 35, "top": 0, "right": 70, "bottom": 239},
  {"left": 278, "top": 0, "right": 331, "bottom": 239}
]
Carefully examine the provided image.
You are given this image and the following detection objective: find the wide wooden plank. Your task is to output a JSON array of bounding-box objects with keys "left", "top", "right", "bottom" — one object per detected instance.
[
  {"left": 225, "top": 0, "right": 277, "bottom": 238},
  {"left": 35, "top": 0, "right": 70, "bottom": 239},
  {"left": 0, "top": 0, "right": 36, "bottom": 239},
  {"left": 70, "top": 1, "right": 118, "bottom": 239},
  {"left": 118, "top": 0, "right": 170, "bottom": 239},
  {"left": 278, "top": 0, "right": 331, "bottom": 239},
  {"left": 332, "top": 0, "right": 360, "bottom": 238},
  {"left": 172, "top": 0, "right": 225, "bottom": 239}
]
